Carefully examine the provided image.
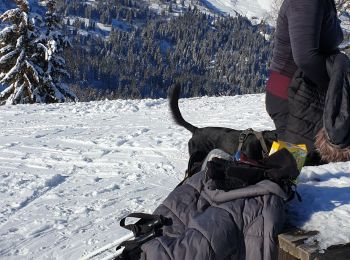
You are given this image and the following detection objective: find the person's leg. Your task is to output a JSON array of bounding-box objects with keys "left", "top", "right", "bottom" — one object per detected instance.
[{"left": 265, "top": 91, "right": 289, "bottom": 139}]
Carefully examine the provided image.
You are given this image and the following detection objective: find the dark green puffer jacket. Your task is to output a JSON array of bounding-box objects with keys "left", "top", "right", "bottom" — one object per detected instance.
[
  {"left": 284, "top": 52, "right": 350, "bottom": 163},
  {"left": 315, "top": 53, "right": 350, "bottom": 162},
  {"left": 284, "top": 69, "right": 326, "bottom": 152}
]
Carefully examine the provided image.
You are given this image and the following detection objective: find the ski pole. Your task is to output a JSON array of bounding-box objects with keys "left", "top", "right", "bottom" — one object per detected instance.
[
  {"left": 100, "top": 230, "right": 160, "bottom": 260},
  {"left": 80, "top": 213, "right": 172, "bottom": 260},
  {"left": 79, "top": 232, "right": 134, "bottom": 260},
  {"left": 99, "top": 247, "right": 125, "bottom": 260}
]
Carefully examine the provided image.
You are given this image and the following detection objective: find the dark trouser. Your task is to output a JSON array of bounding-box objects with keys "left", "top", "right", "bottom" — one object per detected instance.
[
  {"left": 266, "top": 87, "right": 323, "bottom": 166},
  {"left": 265, "top": 91, "right": 289, "bottom": 140}
]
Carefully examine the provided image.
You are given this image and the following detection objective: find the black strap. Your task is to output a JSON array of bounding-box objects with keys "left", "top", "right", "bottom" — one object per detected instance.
[
  {"left": 291, "top": 183, "right": 302, "bottom": 202},
  {"left": 120, "top": 213, "right": 170, "bottom": 237},
  {"left": 236, "top": 128, "right": 269, "bottom": 158},
  {"left": 116, "top": 213, "right": 172, "bottom": 260}
]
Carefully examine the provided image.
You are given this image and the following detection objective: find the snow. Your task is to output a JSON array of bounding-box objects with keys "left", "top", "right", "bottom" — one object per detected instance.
[
  {"left": 205, "top": 0, "right": 350, "bottom": 28},
  {"left": 288, "top": 163, "right": 350, "bottom": 250},
  {"left": 25, "top": 60, "right": 40, "bottom": 83},
  {"left": 0, "top": 49, "right": 18, "bottom": 65},
  {"left": 0, "top": 9, "right": 21, "bottom": 22},
  {"left": 340, "top": 39, "right": 350, "bottom": 50},
  {"left": 111, "top": 19, "right": 132, "bottom": 32},
  {"left": 0, "top": 25, "right": 15, "bottom": 39},
  {"left": 205, "top": 0, "right": 273, "bottom": 21},
  {"left": 95, "top": 23, "right": 111, "bottom": 33},
  {"left": 66, "top": 16, "right": 111, "bottom": 37},
  {"left": 0, "top": 50, "right": 24, "bottom": 84},
  {"left": 340, "top": 14, "right": 350, "bottom": 32},
  {"left": 146, "top": 0, "right": 274, "bottom": 23},
  {"left": 0, "top": 44, "right": 13, "bottom": 54},
  {"left": 0, "top": 94, "right": 350, "bottom": 259}
]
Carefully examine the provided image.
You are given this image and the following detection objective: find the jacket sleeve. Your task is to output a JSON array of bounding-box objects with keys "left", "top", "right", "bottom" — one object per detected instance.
[{"left": 286, "top": 0, "right": 329, "bottom": 89}]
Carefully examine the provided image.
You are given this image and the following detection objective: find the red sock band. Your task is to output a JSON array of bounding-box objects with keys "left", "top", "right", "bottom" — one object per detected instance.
[{"left": 266, "top": 71, "right": 292, "bottom": 99}]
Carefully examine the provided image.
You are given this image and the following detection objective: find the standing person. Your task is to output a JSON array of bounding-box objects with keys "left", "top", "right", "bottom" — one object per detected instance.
[{"left": 265, "top": 0, "right": 344, "bottom": 154}]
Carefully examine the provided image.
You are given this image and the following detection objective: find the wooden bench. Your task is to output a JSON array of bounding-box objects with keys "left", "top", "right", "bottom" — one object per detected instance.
[{"left": 278, "top": 229, "right": 350, "bottom": 260}]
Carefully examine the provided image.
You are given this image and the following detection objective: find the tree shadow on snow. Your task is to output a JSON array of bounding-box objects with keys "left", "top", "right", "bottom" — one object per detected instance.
[
  {"left": 299, "top": 171, "right": 350, "bottom": 183},
  {"left": 286, "top": 172, "right": 350, "bottom": 226}
]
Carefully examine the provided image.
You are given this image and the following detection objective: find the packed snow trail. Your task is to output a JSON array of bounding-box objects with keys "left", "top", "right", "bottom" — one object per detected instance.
[{"left": 0, "top": 94, "right": 349, "bottom": 259}]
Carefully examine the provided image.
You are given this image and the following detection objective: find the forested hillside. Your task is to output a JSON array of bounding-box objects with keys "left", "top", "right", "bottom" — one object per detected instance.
[{"left": 52, "top": 0, "right": 273, "bottom": 100}]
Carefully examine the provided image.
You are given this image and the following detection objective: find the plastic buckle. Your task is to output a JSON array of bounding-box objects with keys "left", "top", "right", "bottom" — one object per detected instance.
[{"left": 239, "top": 132, "right": 247, "bottom": 142}]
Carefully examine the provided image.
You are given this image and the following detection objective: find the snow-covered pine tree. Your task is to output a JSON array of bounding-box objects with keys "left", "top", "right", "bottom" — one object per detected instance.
[
  {"left": 335, "top": 0, "right": 350, "bottom": 42},
  {"left": 40, "top": 0, "right": 77, "bottom": 103},
  {"left": 0, "top": 0, "right": 45, "bottom": 105}
]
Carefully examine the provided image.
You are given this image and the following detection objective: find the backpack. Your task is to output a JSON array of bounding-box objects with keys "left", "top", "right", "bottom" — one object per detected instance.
[{"left": 182, "top": 128, "right": 300, "bottom": 201}]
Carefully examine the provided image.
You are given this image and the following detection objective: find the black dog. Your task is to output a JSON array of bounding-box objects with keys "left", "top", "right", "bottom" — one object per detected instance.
[{"left": 169, "top": 84, "right": 278, "bottom": 176}]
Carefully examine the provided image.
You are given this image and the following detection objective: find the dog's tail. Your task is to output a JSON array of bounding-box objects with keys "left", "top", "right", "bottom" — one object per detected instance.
[{"left": 169, "top": 84, "right": 197, "bottom": 133}]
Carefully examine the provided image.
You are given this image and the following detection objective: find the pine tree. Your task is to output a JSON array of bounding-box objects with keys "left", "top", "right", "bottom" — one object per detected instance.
[
  {"left": 0, "top": 0, "right": 76, "bottom": 105},
  {"left": 0, "top": 0, "right": 44, "bottom": 105},
  {"left": 40, "top": 0, "right": 77, "bottom": 103}
]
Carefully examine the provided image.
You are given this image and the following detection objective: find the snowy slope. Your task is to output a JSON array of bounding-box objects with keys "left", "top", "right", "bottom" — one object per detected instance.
[
  {"left": 204, "top": 0, "right": 273, "bottom": 20},
  {"left": 147, "top": 0, "right": 274, "bottom": 22},
  {"left": 0, "top": 95, "right": 350, "bottom": 259}
]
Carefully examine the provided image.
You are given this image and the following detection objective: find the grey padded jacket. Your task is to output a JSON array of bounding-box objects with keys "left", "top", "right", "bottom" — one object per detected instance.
[{"left": 140, "top": 150, "right": 288, "bottom": 260}]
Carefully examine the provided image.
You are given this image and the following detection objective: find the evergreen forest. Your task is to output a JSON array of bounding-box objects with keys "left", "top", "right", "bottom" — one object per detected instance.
[{"left": 56, "top": 0, "right": 274, "bottom": 101}]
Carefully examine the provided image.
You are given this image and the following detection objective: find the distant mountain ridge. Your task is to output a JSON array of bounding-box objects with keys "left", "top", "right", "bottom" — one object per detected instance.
[{"left": 1, "top": 0, "right": 349, "bottom": 28}]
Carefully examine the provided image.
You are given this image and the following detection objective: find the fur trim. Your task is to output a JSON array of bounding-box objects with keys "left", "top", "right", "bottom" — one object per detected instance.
[{"left": 315, "top": 128, "right": 350, "bottom": 162}]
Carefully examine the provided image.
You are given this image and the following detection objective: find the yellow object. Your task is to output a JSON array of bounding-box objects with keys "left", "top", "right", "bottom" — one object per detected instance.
[{"left": 269, "top": 140, "right": 308, "bottom": 171}]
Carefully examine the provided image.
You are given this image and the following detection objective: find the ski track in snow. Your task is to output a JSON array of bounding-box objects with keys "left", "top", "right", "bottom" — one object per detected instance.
[{"left": 0, "top": 94, "right": 349, "bottom": 259}]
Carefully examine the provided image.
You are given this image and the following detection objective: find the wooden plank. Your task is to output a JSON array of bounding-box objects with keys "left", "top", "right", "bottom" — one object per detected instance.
[
  {"left": 278, "top": 229, "right": 318, "bottom": 260},
  {"left": 278, "top": 247, "right": 299, "bottom": 260},
  {"left": 278, "top": 228, "right": 350, "bottom": 260}
]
